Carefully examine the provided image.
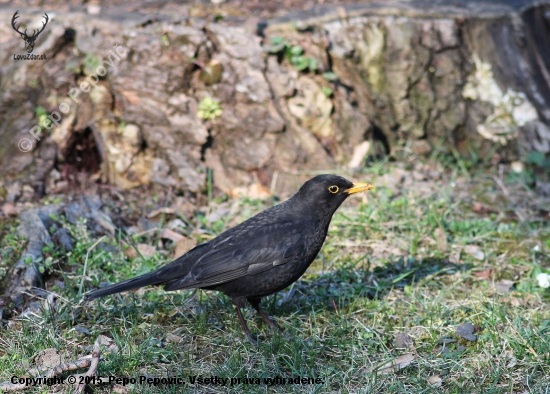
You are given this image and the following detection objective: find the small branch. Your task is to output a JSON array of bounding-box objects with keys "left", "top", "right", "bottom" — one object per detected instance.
[
  {"left": 73, "top": 337, "right": 101, "bottom": 394},
  {"left": 0, "top": 357, "right": 92, "bottom": 392},
  {"left": 0, "top": 337, "right": 103, "bottom": 393}
]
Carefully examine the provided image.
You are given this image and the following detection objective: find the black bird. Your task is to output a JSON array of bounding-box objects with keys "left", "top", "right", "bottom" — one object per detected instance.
[{"left": 84, "top": 174, "right": 374, "bottom": 344}]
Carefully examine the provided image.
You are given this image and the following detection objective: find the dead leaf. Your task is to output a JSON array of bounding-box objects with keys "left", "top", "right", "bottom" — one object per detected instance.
[
  {"left": 449, "top": 248, "right": 461, "bottom": 264},
  {"left": 125, "top": 244, "right": 156, "bottom": 259},
  {"left": 493, "top": 279, "right": 514, "bottom": 293},
  {"left": 473, "top": 268, "right": 492, "bottom": 280},
  {"left": 231, "top": 183, "right": 272, "bottom": 199},
  {"left": 456, "top": 322, "right": 477, "bottom": 341},
  {"left": 508, "top": 297, "right": 520, "bottom": 307},
  {"left": 147, "top": 207, "right": 176, "bottom": 218},
  {"left": 167, "top": 218, "right": 187, "bottom": 230},
  {"left": 159, "top": 228, "right": 185, "bottom": 242},
  {"left": 166, "top": 333, "right": 183, "bottom": 343},
  {"left": 428, "top": 375, "right": 443, "bottom": 387},
  {"left": 1, "top": 203, "right": 18, "bottom": 217},
  {"left": 173, "top": 237, "right": 198, "bottom": 258},
  {"left": 121, "top": 90, "right": 141, "bottom": 105},
  {"left": 394, "top": 332, "right": 414, "bottom": 350},
  {"left": 373, "top": 353, "right": 416, "bottom": 374},
  {"left": 98, "top": 335, "right": 119, "bottom": 353},
  {"left": 464, "top": 245, "right": 484, "bottom": 261},
  {"left": 435, "top": 227, "right": 447, "bottom": 252},
  {"left": 174, "top": 197, "right": 195, "bottom": 216}
]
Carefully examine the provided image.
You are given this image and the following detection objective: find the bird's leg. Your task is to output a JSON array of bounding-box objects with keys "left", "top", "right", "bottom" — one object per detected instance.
[
  {"left": 248, "top": 298, "right": 283, "bottom": 334},
  {"left": 231, "top": 300, "right": 257, "bottom": 346}
]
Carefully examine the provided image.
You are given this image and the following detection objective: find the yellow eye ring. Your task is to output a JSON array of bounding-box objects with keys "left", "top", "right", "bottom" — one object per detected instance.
[{"left": 328, "top": 185, "right": 339, "bottom": 194}]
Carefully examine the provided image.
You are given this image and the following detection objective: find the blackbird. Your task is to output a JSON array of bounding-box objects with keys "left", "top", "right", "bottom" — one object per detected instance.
[{"left": 84, "top": 174, "right": 374, "bottom": 344}]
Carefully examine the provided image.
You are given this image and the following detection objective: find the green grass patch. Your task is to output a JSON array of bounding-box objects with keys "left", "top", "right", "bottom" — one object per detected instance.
[{"left": 1, "top": 160, "right": 549, "bottom": 393}]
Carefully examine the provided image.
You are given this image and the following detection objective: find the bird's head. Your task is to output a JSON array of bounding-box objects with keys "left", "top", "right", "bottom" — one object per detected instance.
[{"left": 294, "top": 174, "right": 374, "bottom": 216}]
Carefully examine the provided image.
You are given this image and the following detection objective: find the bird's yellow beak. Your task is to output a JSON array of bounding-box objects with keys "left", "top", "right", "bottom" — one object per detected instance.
[{"left": 344, "top": 182, "right": 375, "bottom": 194}]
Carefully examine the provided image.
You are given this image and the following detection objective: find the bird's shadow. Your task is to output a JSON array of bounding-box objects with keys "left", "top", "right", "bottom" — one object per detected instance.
[{"left": 271, "top": 256, "right": 473, "bottom": 316}]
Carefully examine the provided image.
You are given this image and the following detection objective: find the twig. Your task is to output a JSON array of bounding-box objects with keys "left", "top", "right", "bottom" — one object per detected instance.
[
  {"left": 0, "top": 357, "right": 92, "bottom": 392},
  {"left": 73, "top": 337, "right": 101, "bottom": 393},
  {"left": 0, "top": 337, "right": 103, "bottom": 393}
]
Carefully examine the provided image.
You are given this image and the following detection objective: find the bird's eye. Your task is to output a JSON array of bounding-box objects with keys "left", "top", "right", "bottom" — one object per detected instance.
[{"left": 328, "top": 185, "right": 339, "bottom": 194}]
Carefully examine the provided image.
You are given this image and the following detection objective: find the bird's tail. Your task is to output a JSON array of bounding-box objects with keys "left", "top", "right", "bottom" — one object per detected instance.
[
  {"left": 84, "top": 271, "right": 165, "bottom": 301},
  {"left": 83, "top": 242, "right": 207, "bottom": 301}
]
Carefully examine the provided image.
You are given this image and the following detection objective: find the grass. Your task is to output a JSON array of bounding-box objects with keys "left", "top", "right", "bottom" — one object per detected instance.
[{"left": 0, "top": 155, "right": 549, "bottom": 393}]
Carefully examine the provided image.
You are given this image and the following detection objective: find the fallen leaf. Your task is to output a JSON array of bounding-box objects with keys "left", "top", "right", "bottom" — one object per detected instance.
[
  {"left": 473, "top": 268, "right": 492, "bottom": 280},
  {"left": 159, "top": 228, "right": 185, "bottom": 242},
  {"left": 508, "top": 297, "right": 520, "bottom": 307},
  {"left": 167, "top": 218, "right": 187, "bottom": 230},
  {"left": 166, "top": 333, "right": 183, "bottom": 343},
  {"left": 231, "top": 183, "right": 271, "bottom": 199},
  {"left": 147, "top": 207, "right": 176, "bottom": 218},
  {"left": 428, "top": 375, "right": 443, "bottom": 387},
  {"left": 173, "top": 237, "right": 198, "bottom": 258},
  {"left": 121, "top": 90, "right": 141, "bottom": 105},
  {"left": 449, "top": 248, "right": 461, "bottom": 264},
  {"left": 394, "top": 332, "right": 414, "bottom": 350},
  {"left": 456, "top": 322, "right": 477, "bottom": 341},
  {"left": 1, "top": 203, "right": 18, "bottom": 216},
  {"left": 493, "top": 279, "right": 515, "bottom": 293},
  {"left": 98, "top": 335, "right": 119, "bottom": 353},
  {"left": 373, "top": 353, "right": 416, "bottom": 374},
  {"left": 125, "top": 244, "right": 158, "bottom": 258}
]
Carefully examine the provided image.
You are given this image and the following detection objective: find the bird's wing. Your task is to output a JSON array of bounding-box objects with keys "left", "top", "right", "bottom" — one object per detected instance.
[{"left": 164, "top": 219, "right": 309, "bottom": 290}]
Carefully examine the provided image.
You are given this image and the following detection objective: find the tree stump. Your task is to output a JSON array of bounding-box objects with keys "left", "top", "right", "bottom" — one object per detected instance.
[{"left": 0, "top": 0, "right": 549, "bottom": 196}]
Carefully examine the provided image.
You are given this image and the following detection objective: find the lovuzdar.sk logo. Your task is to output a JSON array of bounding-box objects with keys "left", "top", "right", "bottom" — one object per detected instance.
[{"left": 12, "top": 10, "right": 49, "bottom": 60}]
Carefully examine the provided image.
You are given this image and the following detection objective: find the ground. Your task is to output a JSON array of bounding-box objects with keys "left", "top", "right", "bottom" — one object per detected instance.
[{"left": 0, "top": 152, "right": 549, "bottom": 393}]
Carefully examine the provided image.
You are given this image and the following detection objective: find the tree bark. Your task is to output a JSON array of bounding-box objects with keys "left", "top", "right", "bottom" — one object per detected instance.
[{"left": 1, "top": 0, "right": 549, "bottom": 196}]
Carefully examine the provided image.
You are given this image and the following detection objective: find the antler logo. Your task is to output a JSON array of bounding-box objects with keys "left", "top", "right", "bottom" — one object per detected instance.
[{"left": 11, "top": 10, "right": 49, "bottom": 53}]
